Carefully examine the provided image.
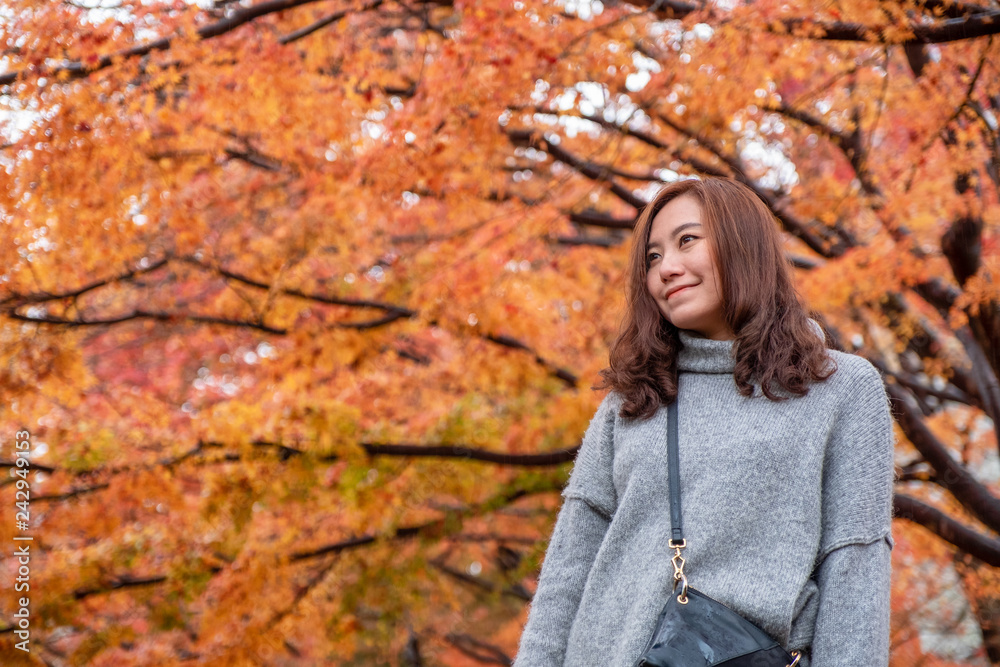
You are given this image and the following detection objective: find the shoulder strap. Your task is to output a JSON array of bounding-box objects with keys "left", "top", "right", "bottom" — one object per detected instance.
[{"left": 667, "top": 400, "right": 683, "bottom": 543}]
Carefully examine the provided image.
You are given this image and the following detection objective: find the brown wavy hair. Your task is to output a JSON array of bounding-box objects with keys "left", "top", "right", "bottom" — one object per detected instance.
[{"left": 596, "top": 177, "right": 836, "bottom": 420}]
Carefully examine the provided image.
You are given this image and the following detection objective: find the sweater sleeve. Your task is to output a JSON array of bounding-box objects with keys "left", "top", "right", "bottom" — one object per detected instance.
[
  {"left": 512, "top": 393, "right": 618, "bottom": 667},
  {"left": 811, "top": 360, "right": 895, "bottom": 667},
  {"left": 512, "top": 498, "right": 610, "bottom": 666},
  {"left": 811, "top": 538, "right": 892, "bottom": 666}
]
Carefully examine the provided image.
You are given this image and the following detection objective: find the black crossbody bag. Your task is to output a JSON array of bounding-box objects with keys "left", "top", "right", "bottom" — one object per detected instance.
[{"left": 635, "top": 400, "right": 803, "bottom": 667}]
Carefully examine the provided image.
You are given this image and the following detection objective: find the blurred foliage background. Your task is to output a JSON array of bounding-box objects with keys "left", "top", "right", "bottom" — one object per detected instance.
[{"left": 2, "top": 0, "right": 1000, "bottom": 664}]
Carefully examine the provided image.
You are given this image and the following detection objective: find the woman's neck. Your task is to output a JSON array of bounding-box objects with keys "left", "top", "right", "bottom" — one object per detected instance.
[{"left": 676, "top": 329, "right": 736, "bottom": 373}]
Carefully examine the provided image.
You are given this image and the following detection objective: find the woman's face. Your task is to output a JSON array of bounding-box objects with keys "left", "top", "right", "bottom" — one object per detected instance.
[{"left": 645, "top": 194, "right": 732, "bottom": 341}]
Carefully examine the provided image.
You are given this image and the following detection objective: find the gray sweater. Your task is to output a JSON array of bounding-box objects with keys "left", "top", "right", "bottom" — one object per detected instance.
[{"left": 513, "top": 330, "right": 894, "bottom": 667}]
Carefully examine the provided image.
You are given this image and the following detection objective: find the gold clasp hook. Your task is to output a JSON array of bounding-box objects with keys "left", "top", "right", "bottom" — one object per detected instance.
[{"left": 668, "top": 539, "right": 688, "bottom": 604}]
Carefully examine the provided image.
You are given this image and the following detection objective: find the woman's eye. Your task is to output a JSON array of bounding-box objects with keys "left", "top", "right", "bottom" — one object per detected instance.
[
  {"left": 679, "top": 234, "right": 696, "bottom": 246},
  {"left": 646, "top": 253, "right": 660, "bottom": 265}
]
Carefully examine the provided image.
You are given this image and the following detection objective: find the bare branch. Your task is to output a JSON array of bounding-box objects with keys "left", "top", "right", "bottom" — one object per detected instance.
[
  {"left": 362, "top": 441, "right": 578, "bottom": 466},
  {"left": 29, "top": 436, "right": 579, "bottom": 504},
  {"left": 6, "top": 308, "right": 290, "bottom": 334},
  {"left": 776, "top": 9, "right": 1000, "bottom": 44},
  {"left": 904, "top": 0, "right": 993, "bottom": 21},
  {"left": 568, "top": 210, "right": 635, "bottom": 229},
  {"left": 3, "top": 255, "right": 578, "bottom": 386},
  {"left": 551, "top": 235, "right": 623, "bottom": 248},
  {"left": 506, "top": 129, "right": 648, "bottom": 209},
  {"left": 654, "top": 112, "right": 846, "bottom": 257},
  {"left": 444, "top": 632, "right": 513, "bottom": 665},
  {"left": 429, "top": 555, "right": 531, "bottom": 601},
  {"left": 870, "top": 361, "right": 973, "bottom": 405},
  {"left": 533, "top": 106, "right": 732, "bottom": 178},
  {"left": 887, "top": 382, "right": 1000, "bottom": 534},
  {"left": 0, "top": 256, "right": 169, "bottom": 307},
  {"left": 177, "top": 254, "right": 417, "bottom": 314},
  {"left": 484, "top": 333, "right": 579, "bottom": 386},
  {"left": 51, "top": 483, "right": 553, "bottom": 602},
  {"left": 74, "top": 573, "right": 173, "bottom": 600},
  {"left": 895, "top": 493, "right": 1000, "bottom": 566},
  {"left": 629, "top": 0, "right": 1000, "bottom": 46},
  {"left": 761, "top": 102, "right": 854, "bottom": 149},
  {"left": 278, "top": 4, "right": 381, "bottom": 44},
  {"left": 0, "top": 0, "right": 389, "bottom": 88}
]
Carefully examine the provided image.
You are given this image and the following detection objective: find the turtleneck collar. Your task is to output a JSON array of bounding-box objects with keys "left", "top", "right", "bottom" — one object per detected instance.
[{"left": 677, "top": 329, "right": 736, "bottom": 374}]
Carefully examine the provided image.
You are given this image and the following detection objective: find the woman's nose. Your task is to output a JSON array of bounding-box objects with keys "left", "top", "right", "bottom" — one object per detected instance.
[{"left": 657, "top": 253, "right": 682, "bottom": 281}]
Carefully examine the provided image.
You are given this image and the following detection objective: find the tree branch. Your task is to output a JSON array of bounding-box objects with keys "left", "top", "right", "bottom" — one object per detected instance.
[
  {"left": 0, "top": 257, "right": 170, "bottom": 307},
  {"left": 429, "top": 555, "right": 531, "bottom": 601},
  {"left": 567, "top": 210, "right": 636, "bottom": 229},
  {"left": 0, "top": 0, "right": 389, "bottom": 88},
  {"left": 505, "top": 129, "right": 648, "bottom": 209},
  {"left": 654, "top": 112, "right": 846, "bottom": 257},
  {"left": 551, "top": 234, "right": 623, "bottom": 248},
  {"left": 60, "top": 483, "right": 551, "bottom": 601},
  {"left": 777, "top": 9, "right": 1000, "bottom": 44},
  {"left": 177, "top": 255, "right": 418, "bottom": 314},
  {"left": 895, "top": 493, "right": 1000, "bottom": 566},
  {"left": 903, "top": 0, "right": 992, "bottom": 21},
  {"left": 7, "top": 308, "right": 290, "bottom": 334},
  {"left": 74, "top": 573, "right": 173, "bottom": 600},
  {"left": 30, "top": 437, "right": 579, "bottom": 504},
  {"left": 3, "top": 255, "right": 578, "bottom": 387},
  {"left": 444, "top": 632, "right": 513, "bottom": 666},
  {"left": 869, "top": 360, "right": 973, "bottom": 405},
  {"left": 484, "top": 333, "right": 578, "bottom": 386},
  {"left": 278, "top": 3, "right": 384, "bottom": 44},
  {"left": 362, "top": 441, "right": 578, "bottom": 466},
  {"left": 517, "top": 104, "right": 732, "bottom": 179},
  {"left": 887, "top": 382, "right": 1000, "bottom": 534},
  {"left": 761, "top": 102, "right": 853, "bottom": 150}
]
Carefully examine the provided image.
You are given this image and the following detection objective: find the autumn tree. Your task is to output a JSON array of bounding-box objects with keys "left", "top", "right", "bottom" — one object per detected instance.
[{"left": 2, "top": 0, "right": 1000, "bottom": 664}]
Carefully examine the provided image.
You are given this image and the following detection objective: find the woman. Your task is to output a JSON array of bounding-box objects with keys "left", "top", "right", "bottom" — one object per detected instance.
[{"left": 512, "top": 177, "right": 894, "bottom": 667}]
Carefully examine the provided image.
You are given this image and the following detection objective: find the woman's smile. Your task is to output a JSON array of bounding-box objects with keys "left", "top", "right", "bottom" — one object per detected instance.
[{"left": 667, "top": 284, "right": 696, "bottom": 299}]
